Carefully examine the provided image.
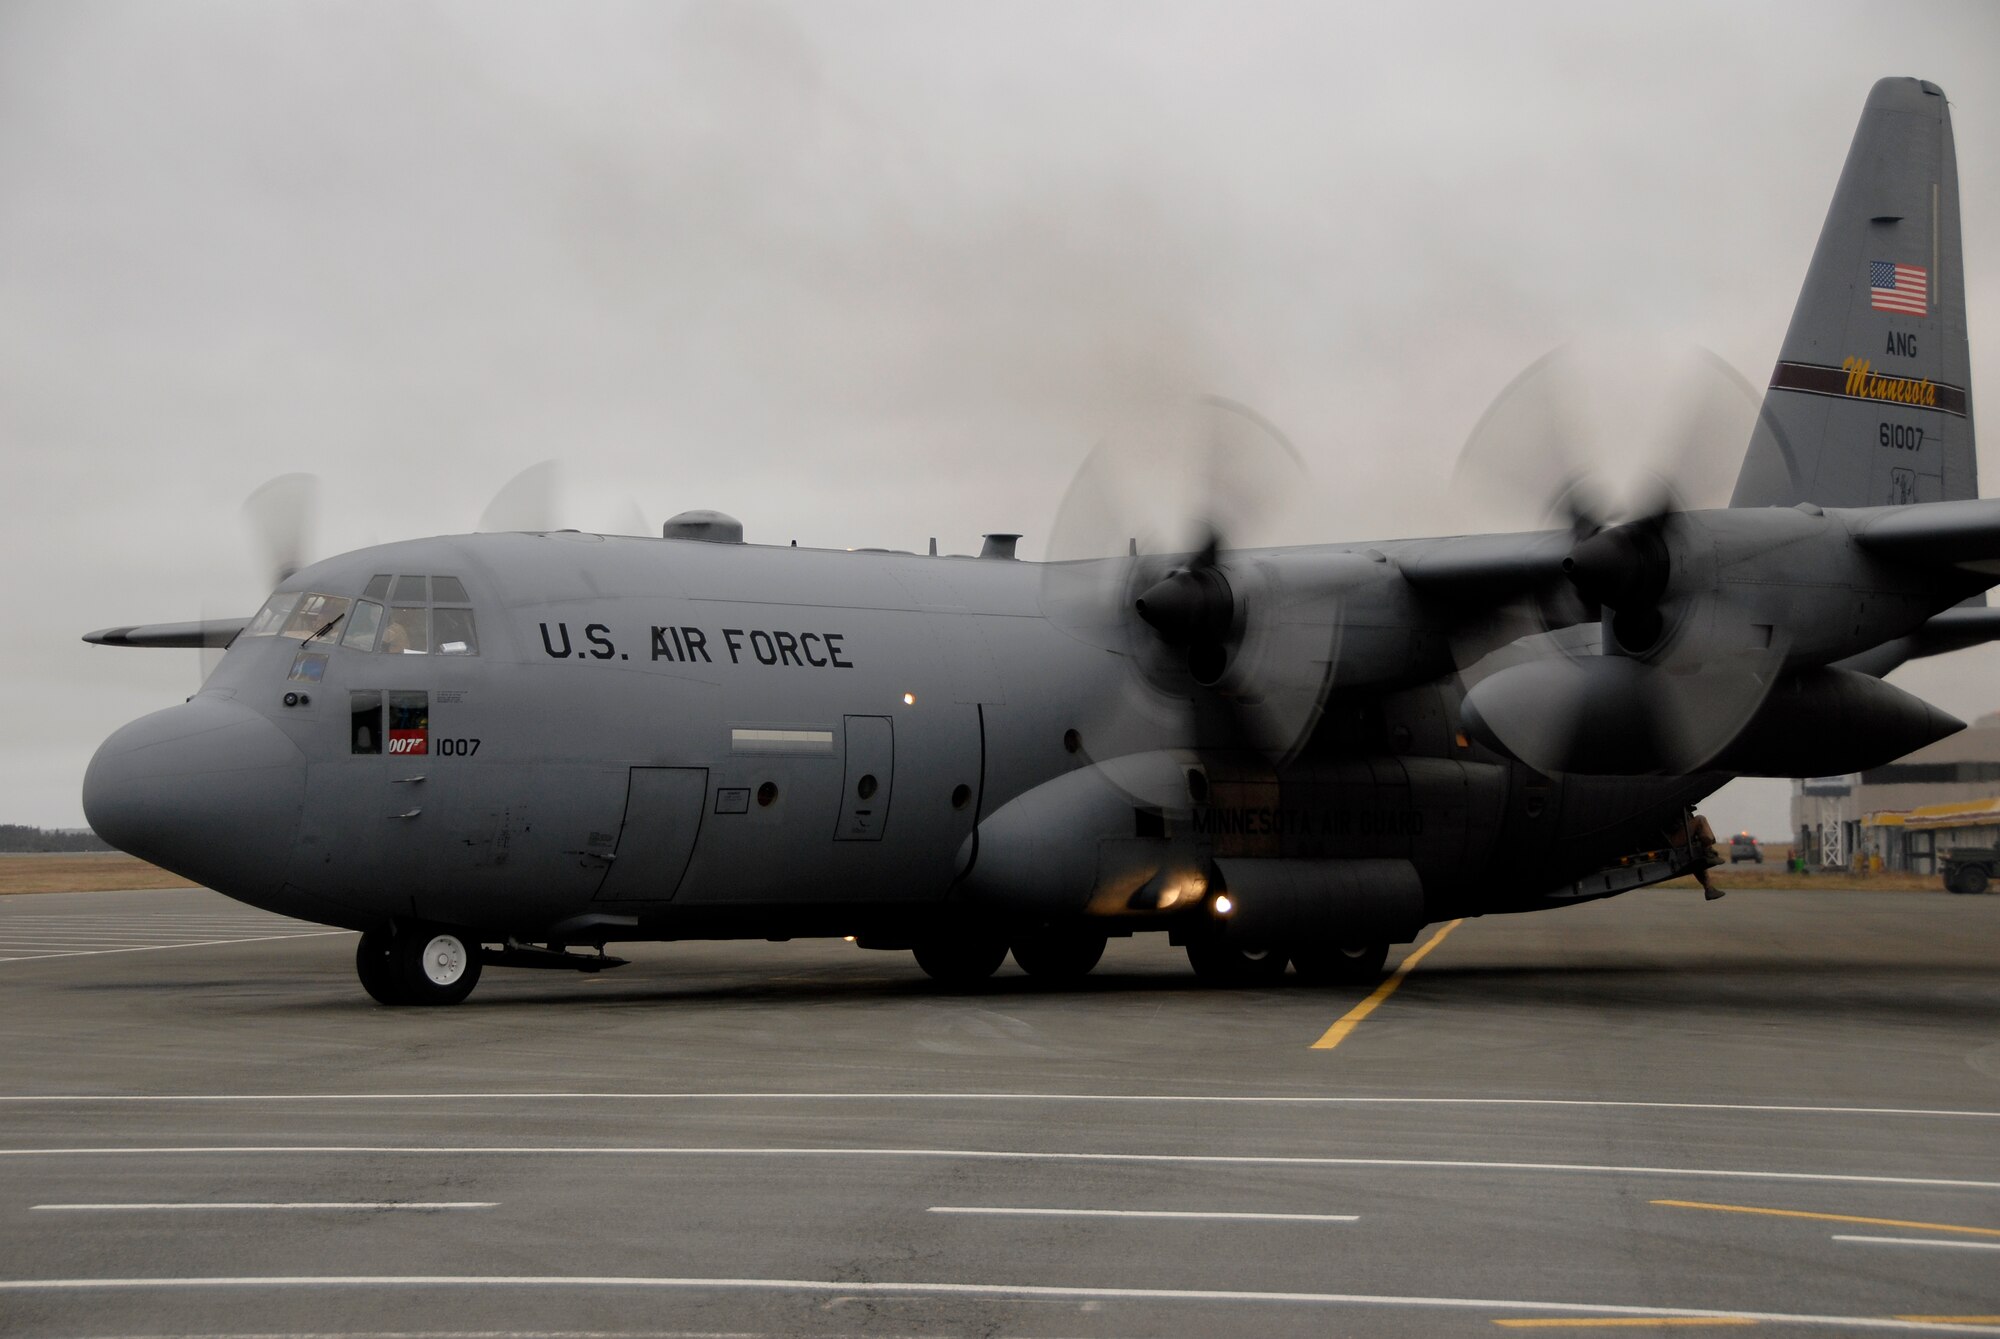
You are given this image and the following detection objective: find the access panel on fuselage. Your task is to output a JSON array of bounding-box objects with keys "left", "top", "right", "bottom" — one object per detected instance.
[
  {"left": 835, "top": 715, "right": 894, "bottom": 840},
  {"left": 596, "top": 767, "right": 708, "bottom": 902}
]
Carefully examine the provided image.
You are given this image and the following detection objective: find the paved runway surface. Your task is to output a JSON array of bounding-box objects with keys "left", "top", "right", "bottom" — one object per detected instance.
[{"left": 1, "top": 885, "right": 1997, "bottom": 1337}]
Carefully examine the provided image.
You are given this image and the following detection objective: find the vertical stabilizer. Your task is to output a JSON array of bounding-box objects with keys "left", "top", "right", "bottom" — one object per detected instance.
[{"left": 1731, "top": 78, "right": 1976, "bottom": 510}]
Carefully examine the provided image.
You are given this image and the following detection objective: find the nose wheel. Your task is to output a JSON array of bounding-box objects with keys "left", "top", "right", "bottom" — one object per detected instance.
[{"left": 356, "top": 925, "right": 483, "bottom": 1006}]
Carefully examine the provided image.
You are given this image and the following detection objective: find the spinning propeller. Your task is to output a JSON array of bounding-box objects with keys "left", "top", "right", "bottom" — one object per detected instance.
[
  {"left": 1446, "top": 341, "right": 1803, "bottom": 775},
  {"left": 1039, "top": 396, "right": 1344, "bottom": 772}
]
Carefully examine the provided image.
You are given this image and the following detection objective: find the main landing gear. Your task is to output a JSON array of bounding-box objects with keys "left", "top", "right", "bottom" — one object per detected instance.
[
  {"left": 357, "top": 925, "right": 483, "bottom": 1006},
  {"left": 909, "top": 924, "right": 1110, "bottom": 988},
  {"left": 1183, "top": 929, "right": 1391, "bottom": 987}
]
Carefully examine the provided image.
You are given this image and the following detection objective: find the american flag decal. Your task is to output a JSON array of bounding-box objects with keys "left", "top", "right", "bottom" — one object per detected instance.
[{"left": 1869, "top": 260, "right": 1928, "bottom": 316}]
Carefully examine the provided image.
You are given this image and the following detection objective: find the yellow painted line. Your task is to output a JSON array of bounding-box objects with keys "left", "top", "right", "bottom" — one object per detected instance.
[
  {"left": 1496, "top": 1327, "right": 1760, "bottom": 1335},
  {"left": 1310, "top": 919, "right": 1463, "bottom": 1051},
  {"left": 1653, "top": 1198, "right": 2000, "bottom": 1239}
]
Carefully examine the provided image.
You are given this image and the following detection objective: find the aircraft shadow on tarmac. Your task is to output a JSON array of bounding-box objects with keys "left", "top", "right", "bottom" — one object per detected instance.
[{"left": 182, "top": 956, "right": 1999, "bottom": 1023}]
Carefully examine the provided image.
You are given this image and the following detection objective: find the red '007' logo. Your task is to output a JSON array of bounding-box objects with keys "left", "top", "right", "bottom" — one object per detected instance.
[{"left": 388, "top": 730, "right": 428, "bottom": 755}]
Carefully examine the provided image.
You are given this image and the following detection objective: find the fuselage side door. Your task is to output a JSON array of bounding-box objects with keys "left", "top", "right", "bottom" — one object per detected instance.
[
  {"left": 595, "top": 766, "right": 709, "bottom": 902},
  {"left": 835, "top": 715, "right": 894, "bottom": 841}
]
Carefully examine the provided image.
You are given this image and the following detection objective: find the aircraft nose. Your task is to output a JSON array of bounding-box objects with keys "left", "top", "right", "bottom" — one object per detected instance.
[{"left": 83, "top": 697, "right": 306, "bottom": 895}]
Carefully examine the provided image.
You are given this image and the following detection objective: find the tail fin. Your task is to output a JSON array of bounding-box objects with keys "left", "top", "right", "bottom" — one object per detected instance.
[{"left": 1731, "top": 78, "right": 1976, "bottom": 510}]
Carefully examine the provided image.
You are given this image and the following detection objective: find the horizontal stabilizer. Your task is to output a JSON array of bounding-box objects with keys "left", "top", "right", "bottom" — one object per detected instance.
[
  {"left": 83, "top": 618, "right": 248, "bottom": 649},
  {"left": 1854, "top": 496, "right": 2000, "bottom": 571},
  {"left": 1837, "top": 604, "right": 2000, "bottom": 676},
  {"left": 1906, "top": 605, "right": 2000, "bottom": 654}
]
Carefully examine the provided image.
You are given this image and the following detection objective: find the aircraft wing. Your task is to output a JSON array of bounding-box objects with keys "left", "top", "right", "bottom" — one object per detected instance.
[
  {"left": 82, "top": 618, "right": 248, "bottom": 649},
  {"left": 1395, "top": 530, "right": 1570, "bottom": 598}
]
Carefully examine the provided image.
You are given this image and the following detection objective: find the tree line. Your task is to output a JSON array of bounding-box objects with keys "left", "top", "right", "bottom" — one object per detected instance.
[{"left": 0, "top": 825, "right": 112, "bottom": 852}]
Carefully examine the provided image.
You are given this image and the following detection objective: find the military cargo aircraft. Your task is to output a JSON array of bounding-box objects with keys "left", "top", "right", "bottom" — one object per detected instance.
[{"left": 82, "top": 78, "right": 2000, "bottom": 1005}]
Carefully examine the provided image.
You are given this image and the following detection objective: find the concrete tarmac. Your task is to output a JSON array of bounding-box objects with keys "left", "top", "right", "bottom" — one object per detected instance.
[{"left": 1, "top": 885, "right": 1997, "bottom": 1337}]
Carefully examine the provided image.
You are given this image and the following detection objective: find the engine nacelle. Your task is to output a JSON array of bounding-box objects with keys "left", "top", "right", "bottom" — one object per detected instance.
[
  {"left": 1214, "top": 857, "right": 1427, "bottom": 946},
  {"left": 955, "top": 751, "right": 1212, "bottom": 918},
  {"left": 1709, "top": 668, "right": 1964, "bottom": 776},
  {"left": 958, "top": 752, "right": 1434, "bottom": 947}
]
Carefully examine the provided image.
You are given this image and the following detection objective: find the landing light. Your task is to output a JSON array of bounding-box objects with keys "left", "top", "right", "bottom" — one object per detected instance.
[
  {"left": 1212, "top": 894, "right": 1235, "bottom": 917},
  {"left": 902, "top": 692, "right": 916, "bottom": 706}
]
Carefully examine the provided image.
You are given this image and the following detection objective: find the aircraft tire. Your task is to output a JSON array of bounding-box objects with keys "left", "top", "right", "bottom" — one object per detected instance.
[
  {"left": 1184, "top": 936, "right": 1288, "bottom": 987},
  {"left": 912, "top": 934, "right": 1009, "bottom": 988},
  {"left": 358, "top": 926, "right": 482, "bottom": 1005},
  {"left": 355, "top": 930, "right": 411, "bottom": 1005},
  {"left": 1290, "top": 940, "right": 1389, "bottom": 986},
  {"left": 1010, "top": 927, "right": 1107, "bottom": 982}
]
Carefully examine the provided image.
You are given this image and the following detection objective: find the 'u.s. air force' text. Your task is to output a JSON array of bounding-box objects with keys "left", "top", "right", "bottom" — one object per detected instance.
[{"left": 538, "top": 622, "right": 854, "bottom": 669}]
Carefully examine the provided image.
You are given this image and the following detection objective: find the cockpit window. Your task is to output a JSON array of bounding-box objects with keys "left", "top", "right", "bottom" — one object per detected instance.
[
  {"left": 432, "top": 575, "right": 471, "bottom": 604},
  {"left": 341, "top": 600, "right": 384, "bottom": 652},
  {"left": 391, "top": 575, "right": 428, "bottom": 604},
  {"left": 243, "top": 593, "right": 300, "bottom": 637},
  {"left": 361, "top": 574, "right": 392, "bottom": 601},
  {"left": 433, "top": 607, "right": 478, "bottom": 656},
  {"left": 282, "top": 593, "right": 351, "bottom": 640},
  {"left": 383, "top": 606, "right": 429, "bottom": 654}
]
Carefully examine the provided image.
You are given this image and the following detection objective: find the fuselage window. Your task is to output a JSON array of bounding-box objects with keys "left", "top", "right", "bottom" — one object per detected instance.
[
  {"left": 350, "top": 691, "right": 383, "bottom": 754},
  {"left": 341, "top": 600, "right": 384, "bottom": 652},
  {"left": 243, "top": 593, "right": 301, "bottom": 638},
  {"left": 288, "top": 651, "right": 329, "bottom": 683},
  {"left": 433, "top": 607, "right": 479, "bottom": 656},
  {"left": 388, "top": 690, "right": 429, "bottom": 755},
  {"left": 383, "top": 606, "right": 429, "bottom": 654},
  {"left": 361, "top": 574, "right": 393, "bottom": 602},
  {"left": 282, "top": 593, "right": 351, "bottom": 640}
]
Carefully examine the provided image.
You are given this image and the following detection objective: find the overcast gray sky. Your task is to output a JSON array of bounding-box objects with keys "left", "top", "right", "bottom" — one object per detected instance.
[{"left": 4, "top": 0, "right": 1998, "bottom": 836}]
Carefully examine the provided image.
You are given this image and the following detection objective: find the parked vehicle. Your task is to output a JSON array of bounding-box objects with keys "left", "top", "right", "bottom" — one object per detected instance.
[
  {"left": 1940, "top": 847, "right": 1999, "bottom": 895},
  {"left": 1728, "top": 834, "right": 1762, "bottom": 864}
]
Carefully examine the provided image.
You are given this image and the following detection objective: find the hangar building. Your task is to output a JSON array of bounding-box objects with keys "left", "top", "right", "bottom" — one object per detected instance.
[{"left": 1792, "top": 711, "right": 2000, "bottom": 873}]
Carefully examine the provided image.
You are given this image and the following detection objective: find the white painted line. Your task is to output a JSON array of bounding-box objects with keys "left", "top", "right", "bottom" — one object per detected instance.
[
  {"left": 0, "top": 1275, "right": 1985, "bottom": 1333},
  {"left": 0, "top": 1144, "right": 1992, "bottom": 1192},
  {"left": 0, "top": 939, "right": 279, "bottom": 950},
  {"left": 0, "top": 923, "right": 312, "bottom": 935},
  {"left": 1834, "top": 1234, "right": 2000, "bottom": 1251},
  {"left": 33, "top": 1202, "right": 495, "bottom": 1212},
  {"left": 0, "top": 940, "right": 297, "bottom": 949},
  {"left": 0, "top": 1091, "right": 1991, "bottom": 1120},
  {"left": 929, "top": 1206, "right": 1359, "bottom": 1222},
  {"left": 0, "top": 931, "right": 351, "bottom": 963}
]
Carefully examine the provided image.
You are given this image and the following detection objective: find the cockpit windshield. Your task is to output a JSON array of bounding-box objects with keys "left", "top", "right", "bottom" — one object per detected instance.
[
  {"left": 243, "top": 577, "right": 479, "bottom": 655},
  {"left": 341, "top": 600, "right": 385, "bottom": 652},
  {"left": 362, "top": 575, "right": 479, "bottom": 656},
  {"left": 242, "top": 593, "right": 300, "bottom": 637},
  {"left": 284, "top": 593, "right": 351, "bottom": 641}
]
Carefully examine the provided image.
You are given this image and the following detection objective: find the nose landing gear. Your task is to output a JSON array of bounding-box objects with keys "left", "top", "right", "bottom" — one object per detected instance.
[{"left": 356, "top": 925, "right": 483, "bottom": 1006}]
